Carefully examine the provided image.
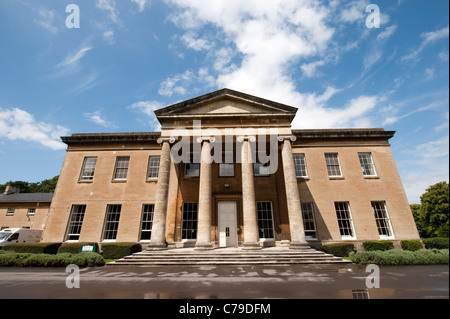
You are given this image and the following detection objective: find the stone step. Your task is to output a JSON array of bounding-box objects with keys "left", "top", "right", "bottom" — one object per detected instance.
[{"left": 108, "top": 248, "right": 351, "bottom": 265}]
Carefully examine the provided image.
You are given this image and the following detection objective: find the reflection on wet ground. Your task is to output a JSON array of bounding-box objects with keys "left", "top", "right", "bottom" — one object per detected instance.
[{"left": 0, "top": 264, "right": 448, "bottom": 299}]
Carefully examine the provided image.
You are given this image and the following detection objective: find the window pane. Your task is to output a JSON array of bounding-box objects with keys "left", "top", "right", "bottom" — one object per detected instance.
[
  {"left": 325, "top": 154, "right": 342, "bottom": 176},
  {"left": 301, "top": 202, "right": 317, "bottom": 239},
  {"left": 147, "top": 156, "right": 160, "bottom": 179},
  {"left": 293, "top": 154, "right": 308, "bottom": 177},
  {"left": 113, "top": 157, "right": 130, "bottom": 180},
  {"left": 358, "top": 153, "right": 376, "bottom": 176},
  {"left": 80, "top": 157, "right": 97, "bottom": 181},
  {"left": 185, "top": 163, "right": 200, "bottom": 177},
  {"left": 182, "top": 203, "right": 198, "bottom": 239},
  {"left": 103, "top": 205, "right": 121, "bottom": 240},
  {"left": 66, "top": 205, "right": 86, "bottom": 241},
  {"left": 219, "top": 163, "right": 234, "bottom": 176},
  {"left": 257, "top": 202, "right": 274, "bottom": 239},
  {"left": 140, "top": 204, "right": 154, "bottom": 240},
  {"left": 334, "top": 202, "right": 354, "bottom": 238},
  {"left": 372, "top": 201, "right": 392, "bottom": 237}
]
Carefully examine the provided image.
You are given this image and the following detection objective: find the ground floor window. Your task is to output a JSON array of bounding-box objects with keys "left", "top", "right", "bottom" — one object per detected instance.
[
  {"left": 66, "top": 205, "right": 86, "bottom": 241},
  {"left": 182, "top": 202, "right": 198, "bottom": 240},
  {"left": 371, "top": 201, "right": 393, "bottom": 238},
  {"left": 334, "top": 202, "right": 355, "bottom": 239},
  {"left": 257, "top": 201, "right": 274, "bottom": 239},
  {"left": 140, "top": 204, "right": 154, "bottom": 240},
  {"left": 301, "top": 202, "right": 317, "bottom": 239},
  {"left": 103, "top": 204, "right": 121, "bottom": 240}
]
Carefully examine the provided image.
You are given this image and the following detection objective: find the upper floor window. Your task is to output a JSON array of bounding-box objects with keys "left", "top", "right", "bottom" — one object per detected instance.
[
  {"left": 6, "top": 208, "right": 15, "bottom": 216},
  {"left": 219, "top": 150, "right": 234, "bottom": 177},
  {"left": 325, "top": 153, "right": 342, "bottom": 177},
  {"left": 358, "top": 153, "right": 377, "bottom": 176},
  {"left": 27, "top": 208, "right": 36, "bottom": 215},
  {"left": 293, "top": 154, "right": 308, "bottom": 177},
  {"left": 79, "top": 157, "right": 97, "bottom": 181},
  {"left": 147, "top": 156, "right": 160, "bottom": 179},
  {"left": 185, "top": 152, "right": 200, "bottom": 177},
  {"left": 113, "top": 156, "right": 130, "bottom": 180}
]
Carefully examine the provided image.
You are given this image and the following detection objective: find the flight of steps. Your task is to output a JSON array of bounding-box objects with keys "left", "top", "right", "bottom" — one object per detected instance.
[{"left": 108, "top": 247, "right": 351, "bottom": 266}]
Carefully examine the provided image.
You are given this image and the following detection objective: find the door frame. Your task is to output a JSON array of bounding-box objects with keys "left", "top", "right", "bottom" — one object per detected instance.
[{"left": 217, "top": 200, "right": 238, "bottom": 247}]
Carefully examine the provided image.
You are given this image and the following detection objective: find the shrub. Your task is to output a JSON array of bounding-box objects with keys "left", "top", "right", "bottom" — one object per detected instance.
[
  {"left": 363, "top": 240, "right": 394, "bottom": 251},
  {"left": 322, "top": 243, "right": 355, "bottom": 257},
  {"left": 0, "top": 251, "right": 105, "bottom": 267},
  {"left": 2, "top": 243, "right": 62, "bottom": 254},
  {"left": 401, "top": 240, "right": 423, "bottom": 251},
  {"left": 422, "top": 237, "right": 449, "bottom": 250},
  {"left": 57, "top": 242, "right": 99, "bottom": 254},
  {"left": 349, "top": 249, "right": 449, "bottom": 265},
  {"left": 101, "top": 242, "right": 142, "bottom": 259}
]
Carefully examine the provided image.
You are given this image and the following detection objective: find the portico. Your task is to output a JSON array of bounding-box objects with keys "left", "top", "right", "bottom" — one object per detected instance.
[{"left": 148, "top": 88, "right": 309, "bottom": 250}]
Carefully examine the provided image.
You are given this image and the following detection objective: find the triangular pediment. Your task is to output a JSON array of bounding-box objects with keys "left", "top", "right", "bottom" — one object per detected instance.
[{"left": 154, "top": 88, "right": 297, "bottom": 118}]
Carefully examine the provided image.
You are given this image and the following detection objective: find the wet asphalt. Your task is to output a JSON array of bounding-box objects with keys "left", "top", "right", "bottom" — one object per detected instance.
[{"left": 0, "top": 263, "right": 448, "bottom": 300}]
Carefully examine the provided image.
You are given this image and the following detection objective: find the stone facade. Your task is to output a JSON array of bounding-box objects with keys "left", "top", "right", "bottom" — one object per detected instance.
[{"left": 42, "top": 89, "right": 420, "bottom": 249}]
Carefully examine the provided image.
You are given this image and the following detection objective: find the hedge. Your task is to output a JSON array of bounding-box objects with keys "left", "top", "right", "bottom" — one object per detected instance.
[
  {"left": 362, "top": 240, "right": 394, "bottom": 251},
  {"left": 57, "top": 242, "right": 99, "bottom": 254},
  {"left": 349, "top": 249, "right": 449, "bottom": 265},
  {"left": 1, "top": 243, "right": 61, "bottom": 254},
  {"left": 422, "top": 238, "right": 449, "bottom": 250},
  {"left": 400, "top": 240, "right": 423, "bottom": 251},
  {"left": 0, "top": 251, "right": 105, "bottom": 267},
  {"left": 101, "top": 242, "right": 142, "bottom": 259},
  {"left": 322, "top": 243, "right": 355, "bottom": 257}
]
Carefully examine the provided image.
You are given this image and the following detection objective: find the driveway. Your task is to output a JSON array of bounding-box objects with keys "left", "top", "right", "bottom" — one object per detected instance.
[{"left": 0, "top": 264, "right": 448, "bottom": 299}]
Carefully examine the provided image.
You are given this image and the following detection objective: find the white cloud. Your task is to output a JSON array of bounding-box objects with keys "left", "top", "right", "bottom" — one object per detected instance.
[
  {"left": 131, "top": 0, "right": 149, "bottom": 12},
  {"left": 158, "top": 70, "right": 193, "bottom": 96},
  {"left": 411, "top": 135, "right": 449, "bottom": 159},
  {"left": 127, "top": 101, "right": 162, "bottom": 130},
  {"left": 300, "top": 60, "right": 325, "bottom": 77},
  {"left": 83, "top": 110, "right": 114, "bottom": 127},
  {"left": 96, "top": 0, "right": 121, "bottom": 25},
  {"left": 103, "top": 30, "right": 115, "bottom": 45},
  {"left": 402, "top": 25, "right": 449, "bottom": 61},
  {"left": 424, "top": 68, "right": 434, "bottom": 81},
  {"left": 35, "top": 7, "right": 58, "bottom": 34},
  {"left": 0, "top": 107, "right": 69, "bottom": 150},
  {"left": 180, "top": 31, "right": 213, "bottom": 51},
  {"left": 377, "top": 25, "right": 397, "bottom": 41},
  {"left": 56, "top": 47, "right": 93, "bottom": 69}
]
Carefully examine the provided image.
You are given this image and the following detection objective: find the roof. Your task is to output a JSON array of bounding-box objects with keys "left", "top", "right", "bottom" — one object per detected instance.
[
  {"left": 292, "top": 128, "right": 395, "bottom": 139},
  {"left": 154, "top": 88, "right": 298, "bottom": 120},
  {"left": 0, "top": 193, "right": 53, "bottom": 203}
]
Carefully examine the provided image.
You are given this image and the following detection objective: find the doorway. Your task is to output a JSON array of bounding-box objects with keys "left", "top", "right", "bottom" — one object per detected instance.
[{"left": 218, "top": 201, "right": 238, "bottom": 247}]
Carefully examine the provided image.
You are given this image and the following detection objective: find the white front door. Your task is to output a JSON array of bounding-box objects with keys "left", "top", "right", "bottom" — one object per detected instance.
[{"left": 218, "top": 201, "right": 238, "bottom": 247}]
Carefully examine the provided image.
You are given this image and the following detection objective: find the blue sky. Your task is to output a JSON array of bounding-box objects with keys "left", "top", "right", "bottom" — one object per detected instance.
[{"left": 0, "top": 0, "right": 448, "bottom": 204}]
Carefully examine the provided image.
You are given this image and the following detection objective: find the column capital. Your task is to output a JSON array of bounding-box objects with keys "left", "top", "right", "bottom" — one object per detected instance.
[
  {"left": 277, "top": 135, "right": 297, "bottom": 143},
  {"left": 195, "top": 136, "right": 216, "bottom": 144},
  {"left": 157, "top": 137, "right": 176, "bottom": 144},
  {"left": 236, "top": 135, "right": 256, "bottom": 143}
]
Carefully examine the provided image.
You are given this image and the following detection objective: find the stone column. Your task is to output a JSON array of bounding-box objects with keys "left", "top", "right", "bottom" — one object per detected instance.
[
  {"left": 147, "top": 138, "right": 173, "bottom": 250},
  {"left": 195, "top": 137, "right": 214, "bottom": 249},
  {"left": 239, "top": 136, "right": 261, "bottom": 249},
  {"left": 280, "top": 136, "right": 309, "bottom": 249}
]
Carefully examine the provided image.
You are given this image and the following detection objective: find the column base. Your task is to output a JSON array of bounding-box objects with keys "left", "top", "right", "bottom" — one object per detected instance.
[
  {"left": 194, "top": 242, "right": 214, "bottom": 250},
  {"left": 289, "top": 241, "right": 311, "bottom": 250},
  {"left": 241, "top": 242, "right": 262, "bottom": 250},
  {"left": 146, "top": 242, "right": 168, "bottom": 250}
]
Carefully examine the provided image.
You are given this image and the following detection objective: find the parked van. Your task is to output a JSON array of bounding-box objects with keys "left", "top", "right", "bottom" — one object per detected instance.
[{"left": 0, "top": 228, "right": 43, "bottom": 247}]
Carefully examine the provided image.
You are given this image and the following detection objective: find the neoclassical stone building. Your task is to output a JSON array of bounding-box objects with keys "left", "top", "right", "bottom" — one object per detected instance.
[{"left": 42, "top": 89, "right": 420, "bottom": 249}]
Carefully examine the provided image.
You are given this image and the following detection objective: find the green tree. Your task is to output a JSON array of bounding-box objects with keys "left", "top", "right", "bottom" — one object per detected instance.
[
  {"left": 0, "top": 176, "right": 59, "bottom": 194},
  {"left": 419, "top": 181, "right": 449, "bottom": 238},
  {"left": 410, "top": 203, "right": 427, "bottom": 237}
]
